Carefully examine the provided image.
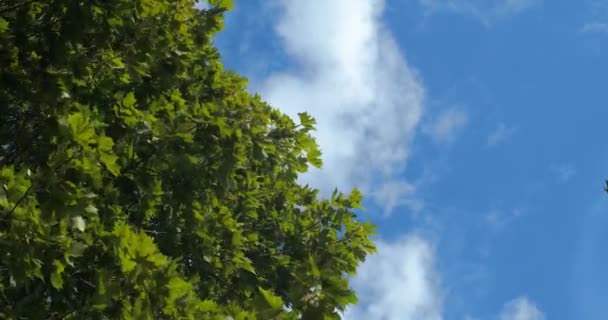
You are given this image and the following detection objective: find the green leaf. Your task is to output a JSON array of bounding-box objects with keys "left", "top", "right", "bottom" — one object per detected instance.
[
  {"left": 50, "top": 260, "right": 65, "bottom": 289},
  {"left": 119, "top": 73, "right": 131, "bottom": 84},
  {"left": 0, "top": 18, "right": 8, "bottom": 33},
  {"left": 69, "top": 241, "right": 88, "bottom": 258},
  {"left": 98, "top": 135, "right": 120, "bottom": 176},
  {"left": 233, "top": 255, "right": 255, "bottom": 274},
  {"left": 111, "top": 56, "right": 125, "bottom": 69},
  {"left": 335, "top": 291, "right": 358, "bottom": 306},
  {"left": 231, "top": 231, "right": 242, "bottom": 246},
  {"left": 101, "top": 153, "right": 120, "bottom": 175},
  {"left": 122, "top": 92, "right": 137, "bottom": 108},
  {"left": 72, "top": 215, "right": 86, "bottom": 232},
  {"left": 97, "top": 136, "right": 114, "bottom": 152},
  {"left": 297, "top": 112, "right": 316, "bottom": 128},
  {"left": 307, "top": 147, "right": 323, "bottom": 168},
  {"left": 0, "top": 193, "right": 8, "bottom": 208},
  {"left": 309, "top": 255, "right": 320, "bottom": 279},
  {"left": 348, "top": 188, "right": 364, "bottom": 209},
  {"left": 209, "top": 0, "right": 234, "bottom": 9},
  {"left": 85, "top": 204, "right": 98, "bottom": 215},
  {"left": 258, "top": 287, "right": 283, "bottom": 310},
  {"left": 246, "top": 232, "right": 258, "bottom": 242},
  {"left": 67, "top": 112, "right": 95, "bottom": 145}
]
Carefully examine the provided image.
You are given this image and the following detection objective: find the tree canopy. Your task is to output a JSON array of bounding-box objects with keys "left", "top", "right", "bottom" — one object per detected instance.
[{"left": 0, "top": 0, "right": 376, "bottom": 319}]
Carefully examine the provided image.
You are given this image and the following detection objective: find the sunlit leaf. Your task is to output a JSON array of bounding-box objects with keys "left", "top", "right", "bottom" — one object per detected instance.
[{"left": 258, "top": 287, "right": 284, "bottom": 310}]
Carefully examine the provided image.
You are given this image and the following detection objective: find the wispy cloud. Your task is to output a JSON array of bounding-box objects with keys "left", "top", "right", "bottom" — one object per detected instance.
[
  {"left": 550, "top": 163, "right": 576, "bottom": 183},
  {"left": 344, "top": 236, "right": 443, "bottom": 320},
  {"left": 580, "top": 0, "right": 608, "bottom": 34},
  {"left": 487, "top": 123, "right": 517, "bottom": 147},
  {"left": 261, "top": 0, "right": 424, "bottom": 210},
  {"left": 497, "top": 0, "right": 541, "bottom": 15},
  {"left": 581, "top": 22, "right": 608, "bottom": 33},
  {"left": 464, "top": 296, "right": 544, "bottom": 320},
  {"left": 371, "top": 181, "right": 424, "bottom": 216},
  {"left": 419, "top": 0, "right": 541, "bottom": 24},
  {"left": 498, "top": 297, "right": 544, "bottom": 320},
  {"left": 485, "top": 207, "right": 525, "bottom": 232},
  {"left": 424, "top": 107, "right": 468, "bottom": 144},
  {"left": 476, "top": 205, "right": 526, "bottom": 259}
]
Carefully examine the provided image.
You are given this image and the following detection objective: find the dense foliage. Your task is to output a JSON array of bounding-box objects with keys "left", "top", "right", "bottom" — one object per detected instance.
[{"left": 0, "top": 0, "right": 376, "bottom": 319}]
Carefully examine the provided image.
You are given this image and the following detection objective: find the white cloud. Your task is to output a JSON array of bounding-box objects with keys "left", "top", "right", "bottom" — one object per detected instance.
[
  {"left": 261, "top": 0, "right": 424, "bottom": 211},
  {"left": 487, "top": 123, "right": 516, "bottom": 147},
  {"left": 424, "top": 107, "right": 468, "bottom": 144},
  {"left": 498, "top": 297, "right": 544, "bottom": 320},
  {"left": 419, "top": 0, "right": 541, "bottom": 23},
  {"left": 344, "top": 236, "right": 443, "bottom": 320}
]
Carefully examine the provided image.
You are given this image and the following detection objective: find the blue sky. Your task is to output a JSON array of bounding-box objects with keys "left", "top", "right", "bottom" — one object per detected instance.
[{"left": 210, "top": 0, "right": 608, "bottom": 319}]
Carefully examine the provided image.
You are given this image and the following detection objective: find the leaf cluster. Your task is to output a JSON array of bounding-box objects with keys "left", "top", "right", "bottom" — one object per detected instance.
[{"left": 0, "top": 1, "right": 376, "bottom": 318}]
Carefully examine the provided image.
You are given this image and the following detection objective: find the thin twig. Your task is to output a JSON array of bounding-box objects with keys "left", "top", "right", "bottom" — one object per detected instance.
[
  {"left": 79, "top": 277, "right": 95, "bottom": 288},
  {"left": 4, "top": 184, "right": 33, "bottom": 218}
]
